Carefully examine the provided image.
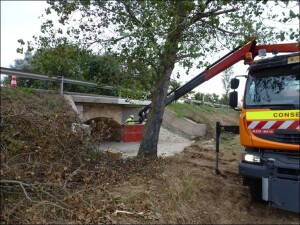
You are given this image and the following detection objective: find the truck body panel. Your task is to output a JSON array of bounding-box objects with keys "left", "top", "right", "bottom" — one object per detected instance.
[{"left": 240, "top": 108, "right": 300, "bottom": 151}]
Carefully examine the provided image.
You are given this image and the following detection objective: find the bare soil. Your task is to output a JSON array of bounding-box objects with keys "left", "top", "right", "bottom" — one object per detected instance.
[
  {"left": 1, "top": 87, "right": 299, "bottom": 224},
  {"left": 107, "top": 139, "right": 299, "bottom": 224}
]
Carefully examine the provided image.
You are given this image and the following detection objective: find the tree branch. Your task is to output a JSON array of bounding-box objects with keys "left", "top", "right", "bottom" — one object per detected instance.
[
  {"left": 169, "top": 7, "right": 238, "bottom": 38},
  {"left": 205, "top": 0, "right": 213, "bottom": 7},
  {"left": 215, "top": 26, "right": 241, "bottom": 35},
  {"left": 136, "top": 57, "right": 159, "bottom": 72},
  {"left": 5, "top": 152, "right": 37, "bottom": 166},
  {"left": 117, "top": 1, "right": 160, "bottom": 56},
  {"left": 0, "top": 180, "right": 70, "bottom": 211},
  {"left": 191, "top": 7, "right": 238, "bottom": 24},
  {"left": 117, "top": 0, "right": 143, "bottom": 26},
  {"left": 176, "top": 53, "right": 202, "bottom": 61},
  {"left": 203, "top": 20, "right": 242, "bottom": 35}
]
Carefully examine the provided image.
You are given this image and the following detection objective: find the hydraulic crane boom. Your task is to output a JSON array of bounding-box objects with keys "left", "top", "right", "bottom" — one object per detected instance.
[{"left": 138, "top": 38, "right": 299, "bottom": 123}]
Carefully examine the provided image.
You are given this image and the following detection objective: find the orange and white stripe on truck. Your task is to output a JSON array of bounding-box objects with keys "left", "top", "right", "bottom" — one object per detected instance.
[{"left": 247, "top": 120, "right": 299, "bottom": 134}]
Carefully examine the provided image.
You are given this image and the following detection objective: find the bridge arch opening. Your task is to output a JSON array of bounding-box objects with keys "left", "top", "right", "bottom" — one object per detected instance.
[{"left": 85, "top": 117, "right": 121, "bottom": 141}]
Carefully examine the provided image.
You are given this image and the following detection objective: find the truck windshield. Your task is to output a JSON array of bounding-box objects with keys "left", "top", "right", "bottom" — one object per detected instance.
[{"left": 244, "top": 65, "right": 299, "bottom": 109}]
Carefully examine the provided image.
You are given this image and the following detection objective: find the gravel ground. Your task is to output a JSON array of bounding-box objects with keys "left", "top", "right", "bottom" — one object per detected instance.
[{"left": 97, "top": 126, "right": 194, "bottom": 158}]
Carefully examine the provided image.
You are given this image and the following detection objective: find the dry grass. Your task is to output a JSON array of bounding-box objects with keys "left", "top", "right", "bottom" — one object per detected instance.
[{"left": 109, "top": 143, "right": 299, "bottom": 224}]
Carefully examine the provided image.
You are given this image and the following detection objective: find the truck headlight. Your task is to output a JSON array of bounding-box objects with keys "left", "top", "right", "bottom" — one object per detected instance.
[{"left": 244, "top": 154, "right": 261, "bottom": 163}]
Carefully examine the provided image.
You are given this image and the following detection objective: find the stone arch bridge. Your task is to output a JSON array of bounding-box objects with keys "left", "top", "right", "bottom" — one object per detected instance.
[
  {"left": 64, "top": 94, "right": 206, "bottom": 141},
  {"left": 64, "top": 94, "right": 151, "bottom": 141}
]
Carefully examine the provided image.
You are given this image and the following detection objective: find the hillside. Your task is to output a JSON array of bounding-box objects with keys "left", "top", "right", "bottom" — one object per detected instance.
[
  {"left": 167, "top": 103, "right": 239, "bottom": 138},
  {"left": 1, "top": 87, "right": 299, "bottom": 224}
]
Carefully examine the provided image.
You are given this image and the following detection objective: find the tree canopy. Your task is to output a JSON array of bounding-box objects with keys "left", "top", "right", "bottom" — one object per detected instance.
[
  {"left": 31, "top": 41, "right": 123, "bottom": 95},
  {"left": 19, "top": 0, "right": 300, "bottom": 156},
  {"left": 12, "top": 41, "right": 127, "bottom": 95}
]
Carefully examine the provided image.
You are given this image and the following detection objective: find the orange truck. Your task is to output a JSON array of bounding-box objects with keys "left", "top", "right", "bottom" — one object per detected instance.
[
  {"left": 138, "top": 38, "right": 299, "bottom": 213},
  {"left": 229, "top": 44, "right": 299, "bottom": 213}
]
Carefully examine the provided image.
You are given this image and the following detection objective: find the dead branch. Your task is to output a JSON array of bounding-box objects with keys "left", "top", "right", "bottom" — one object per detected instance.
[
  {"left": 5, "top": 152, "right": 38, "bottom": 165},
  {"left": 0, "top": 179, "right": 71, "bottom": 212},
  {"left": 6, "top": 198, "right": 26, "bottom": 224},
  {"left": 114, "top": 210, "right": 144, "bottom": 216}
]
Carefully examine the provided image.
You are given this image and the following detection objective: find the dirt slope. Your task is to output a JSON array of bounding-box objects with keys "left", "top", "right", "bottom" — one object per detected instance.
[{"left": 1, "top": 87, "right": 299, "bottom": 224}]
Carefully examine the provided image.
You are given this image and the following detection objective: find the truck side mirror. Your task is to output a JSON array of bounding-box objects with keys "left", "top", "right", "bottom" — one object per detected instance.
[
  {"left": 229, "top": 91, "right": 238, "bottom": 108},
  {"left": 230, "top": 78, "right": 240, "bottom": 89}
]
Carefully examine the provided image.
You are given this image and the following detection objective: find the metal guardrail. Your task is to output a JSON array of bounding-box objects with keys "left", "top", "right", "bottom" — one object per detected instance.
[
  {"left": 0, "top": 67, "right": 115, "bottom": 95},
  {"left": 0, "top": 67, "right": 231, "bottom": 108},
  {"left": 181, "top": 98, "right": 230, "bottom": 108}
]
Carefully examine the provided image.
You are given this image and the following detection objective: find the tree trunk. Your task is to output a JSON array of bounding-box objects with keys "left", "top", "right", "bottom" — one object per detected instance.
[{"left": 138, "top": 65, "right": 175, "bottom": 157}]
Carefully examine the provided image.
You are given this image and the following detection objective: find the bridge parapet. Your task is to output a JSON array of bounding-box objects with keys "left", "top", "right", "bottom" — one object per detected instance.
[
  {"left": 65, "top": 94, "right": 150, "bottom": 124},
  {"left": 70, "top": 94, "right": 151, "bottom": 106}
]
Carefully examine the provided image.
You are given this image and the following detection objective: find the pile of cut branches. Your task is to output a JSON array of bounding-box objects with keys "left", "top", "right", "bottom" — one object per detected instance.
[{"left": 0, "top": 88, "right": 163, "bottom": 224}]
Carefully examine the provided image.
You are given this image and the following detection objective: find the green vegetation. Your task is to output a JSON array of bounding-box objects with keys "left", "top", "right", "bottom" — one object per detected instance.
[{"left": 4, "top": 43, "right": 126, "bottom": 96}]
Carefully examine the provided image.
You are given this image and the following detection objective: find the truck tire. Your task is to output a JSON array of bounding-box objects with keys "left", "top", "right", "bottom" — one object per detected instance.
[{"left": 249, "top": 184, "right": 262, "bottom": 202}]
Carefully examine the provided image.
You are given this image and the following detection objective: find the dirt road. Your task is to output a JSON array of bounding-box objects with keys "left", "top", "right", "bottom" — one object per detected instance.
[
  {"left": 107, "top": 138, "right": 300, "bottom": 224},
  {"left": 97, "top": 125, "right": 194, "bottom": 158},
  {"left": 96, "top": 131, "right": 299, "bottom": 224},
  {"left": 97, "top": 140, "right": 194, "bottom": 158}
]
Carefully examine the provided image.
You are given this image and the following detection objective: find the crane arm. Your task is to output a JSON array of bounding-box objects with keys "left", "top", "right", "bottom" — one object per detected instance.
[
  {"left": 138, "top": 39, "right": 299, "bottom": 123},
  {"left": 253, "top": 43, "right": 299, "bottom": 55}
]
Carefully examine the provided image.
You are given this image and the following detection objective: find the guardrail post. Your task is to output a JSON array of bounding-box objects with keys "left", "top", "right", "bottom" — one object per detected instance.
[
  {"left": 57, "top": 76, "right": 64, "bottom": 96},
  {"left": 60, "top": 76, "right": 64, "bottom": 96}
]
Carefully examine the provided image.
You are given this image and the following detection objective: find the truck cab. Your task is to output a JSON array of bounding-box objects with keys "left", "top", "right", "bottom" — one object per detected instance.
[{"left": 230, "top": 53, "right": 300, "bottom": 213}]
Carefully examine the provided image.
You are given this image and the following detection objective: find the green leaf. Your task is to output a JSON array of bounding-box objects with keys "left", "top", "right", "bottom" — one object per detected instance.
[
  {"left": 17, "top": 39, "right": 25, "bottom": 45},
  {"left": 16, "top": 48, "right": 23, "bottom": 54},
  {"left": 45, "top": 7, "right": 51, "bottom": 15},
  {"left": 282, "top": 18, "right": 289, "bottom": 23},
  {"left": 289, "top": 10, "right": 296, "bottom": 19}
]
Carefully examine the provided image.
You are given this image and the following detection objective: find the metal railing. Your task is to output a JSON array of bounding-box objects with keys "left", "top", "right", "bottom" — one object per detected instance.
[
  {"left": 181, "top": 98, "right": 230, "bottom": 108},
  {"left": 0, "top": 67, "right": 114, "bottom": 95},
  {"left": 1, "top": 67, "right": 232, "bottom": 108}
]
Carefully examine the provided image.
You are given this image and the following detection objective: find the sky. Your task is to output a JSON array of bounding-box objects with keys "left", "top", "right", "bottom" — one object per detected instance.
[
  {"left": 1, "top": 1, "right": 49, "bottom": 67},
  {"left": 0, "top": 1, "right": 298, "bottom": 101}
]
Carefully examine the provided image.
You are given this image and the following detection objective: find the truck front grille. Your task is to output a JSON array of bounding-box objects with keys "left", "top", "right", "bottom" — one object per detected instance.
[{"left": 278, "top": 168, "right": 299, "bottom": 176}]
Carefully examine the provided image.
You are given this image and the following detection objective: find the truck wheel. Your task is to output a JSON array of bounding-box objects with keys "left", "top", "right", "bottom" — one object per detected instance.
[{"left": 249, "top": 184, "right": 262, "bottom": 202}]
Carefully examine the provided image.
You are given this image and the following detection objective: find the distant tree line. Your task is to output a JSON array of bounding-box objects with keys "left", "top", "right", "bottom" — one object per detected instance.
[
  {"left": 169, "top": 67, "right": 234, "bottom": 105},
  {"left": 3, "top": 39, "right": 149, "bottom": 99}
]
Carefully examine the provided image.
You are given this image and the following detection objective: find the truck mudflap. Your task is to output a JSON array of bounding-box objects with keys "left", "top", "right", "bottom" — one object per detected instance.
[{"left": 262, "top": 177, "right": 300, "bottom": 213}]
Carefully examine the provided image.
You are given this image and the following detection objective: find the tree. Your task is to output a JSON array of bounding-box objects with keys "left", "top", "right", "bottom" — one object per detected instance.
[
  {"left": 220, "top": 67, "right": 234, "bottom": 105},
  {"left": 204, "top": 93, "right": 213, "bottom": 103},
  {"left": 12, "top": 51, "right": 33, "bottom": 72},
  {"left": 1, "top": 52, "right": 43, "bottom": 88},
  {"left": 169, "top": 79, "right": 193, "bottom": 99},
  {"left": 20, "top": 0, "right": 299, "bottom": 157},
  {"left": 211, "top": 93, "right": 219, "bottom": 103},
  {"left": 169, "top": 79, "right": 181, "bottom": 93},
  {"left": 11, "top": 41, "right": 127, "bottom": 95},
  {"left": 31, "top": 41, "right": 125, "bottom": 95},
  {"left": 193, "top": 92, "right": 205, "bottom": 101},
  {"left": 168, "top": 79, "right": 181, "bottom": 102}
]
